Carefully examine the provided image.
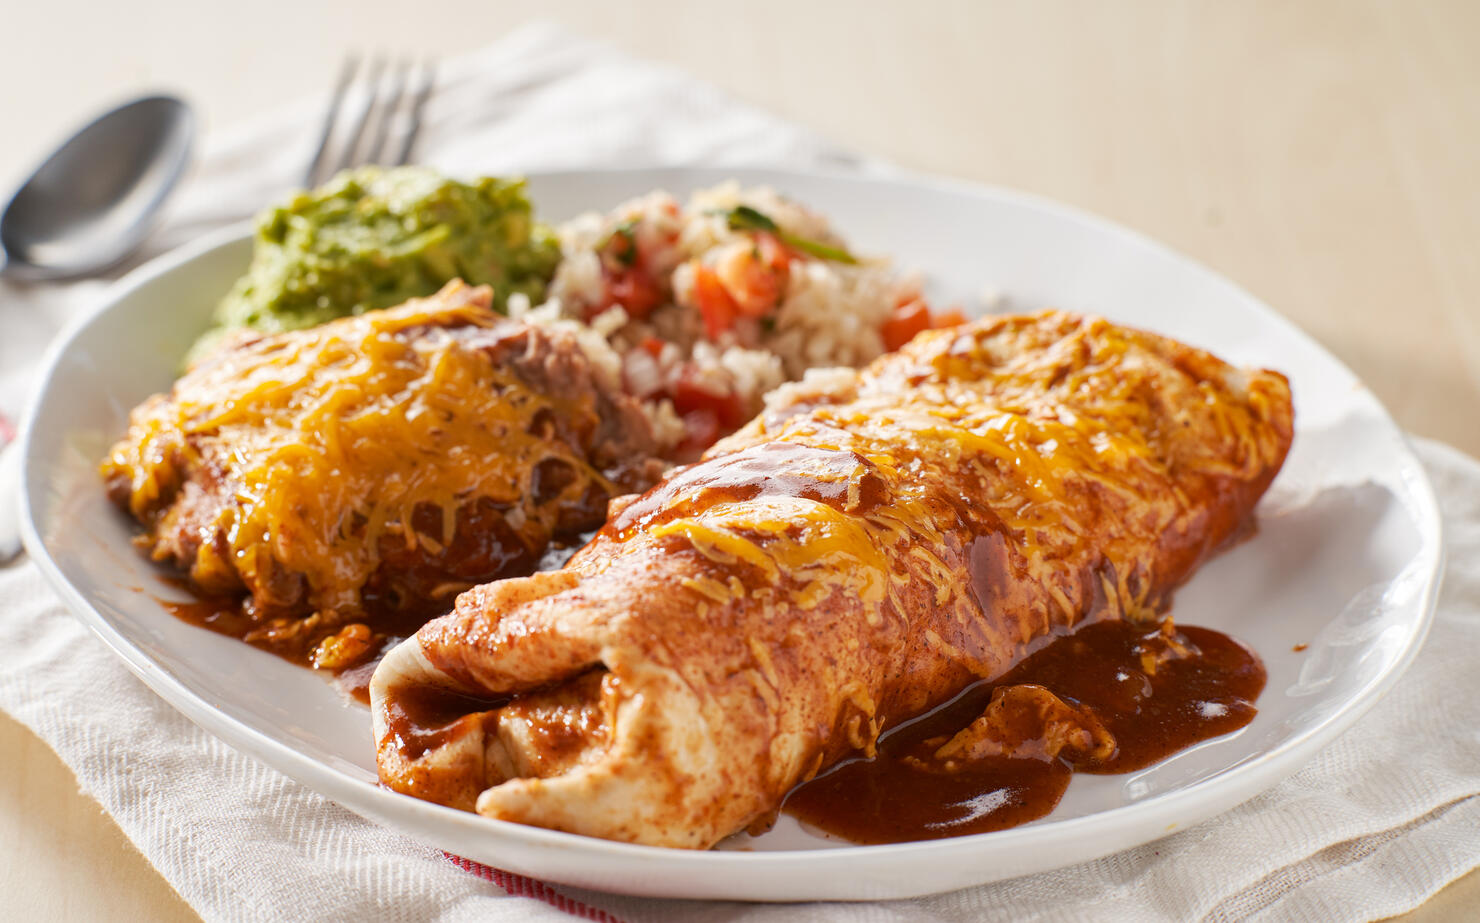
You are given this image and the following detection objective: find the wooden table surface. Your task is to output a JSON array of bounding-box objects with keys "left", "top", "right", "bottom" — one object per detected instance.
[{"left": 2, "top": 1, "right": 1476, "bottom": 919}]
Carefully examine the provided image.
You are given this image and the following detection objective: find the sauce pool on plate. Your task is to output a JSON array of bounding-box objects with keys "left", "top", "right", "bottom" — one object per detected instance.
[
  {"left": 157, "top": 578, "right": 1265, "bottom": 845},
  {"left": 782, "top": 619, "right": 1265, "bottom": 844}
]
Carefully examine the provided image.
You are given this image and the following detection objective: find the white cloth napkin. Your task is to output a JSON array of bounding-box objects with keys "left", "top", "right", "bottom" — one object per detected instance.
[{"left": 2, "top": 22, "right": 1478, "bottom": 923}]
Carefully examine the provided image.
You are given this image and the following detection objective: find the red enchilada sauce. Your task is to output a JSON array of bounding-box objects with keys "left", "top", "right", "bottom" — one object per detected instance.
[
  {"left": 161, "top": 578, "right": 1263, "bottom": 843},
  {"left": 380, "top": 683, "right": 510, "bottom": 760},
  {"left": 154, "top": 581, "right": 418, "bottom": 704},
  {"left": 782, "top": 618, "right": 1264, "bottom": 843}
]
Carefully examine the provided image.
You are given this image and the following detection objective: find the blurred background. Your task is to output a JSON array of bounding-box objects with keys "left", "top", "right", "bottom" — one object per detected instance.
[
  {"left": 2, "top": 1, "right": 1477, "bottom": 920},
  {"left": 4, "top": 0, "right": 1477, "bottom": 455}
]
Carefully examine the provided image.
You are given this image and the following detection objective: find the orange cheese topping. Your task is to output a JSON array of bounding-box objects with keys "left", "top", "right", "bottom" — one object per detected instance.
[
  {"left": 647, "top": 312, "right": 1291, "bottom": 666},
  {"left": 103, "top": 283, "right": 608, "bottom": 616}
]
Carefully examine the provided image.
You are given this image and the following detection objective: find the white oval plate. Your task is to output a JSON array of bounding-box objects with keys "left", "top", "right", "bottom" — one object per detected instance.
[{"left": 19, "top": 166, "right": 1443, "bottom": 901}]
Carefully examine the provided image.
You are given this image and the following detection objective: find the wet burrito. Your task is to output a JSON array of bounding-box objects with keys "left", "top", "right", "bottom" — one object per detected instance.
[{"left": 371, "top": 311, "right": 1294, "bottom": 847}]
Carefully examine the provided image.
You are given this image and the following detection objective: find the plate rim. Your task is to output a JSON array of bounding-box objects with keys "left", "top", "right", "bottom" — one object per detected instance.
[{"left": 16, "top": 164, "right": 1446, "bottom": 897}]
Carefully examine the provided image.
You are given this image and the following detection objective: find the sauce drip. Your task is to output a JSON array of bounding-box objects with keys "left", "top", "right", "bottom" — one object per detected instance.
[
  {"left": 605, "top": 442, "right": 886, "bottom": 541},
  {"left": 155, "top": 578, "right": 429, "bottom": 701},
  {"left": 156, "top": 590, "right": 262, "bottom": 648},
  {"left": 333, "top": 637, "right": 404, "bottom": 704},
  {"left": 382, "top": 683, "right": 509, "bottom": 760},
  {"left": 782, "top": 619, "right": 1265, "bottom": 844}
]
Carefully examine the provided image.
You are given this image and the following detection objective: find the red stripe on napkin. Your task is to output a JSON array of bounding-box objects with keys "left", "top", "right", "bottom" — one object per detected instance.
[{"left": 444, "top": 853, "right": 625, "bottom": 921}]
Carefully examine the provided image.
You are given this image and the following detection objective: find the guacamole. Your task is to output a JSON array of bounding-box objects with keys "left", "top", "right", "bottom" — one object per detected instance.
[{"left": 190, "top": 167, "right": 560, "bottom": 359}]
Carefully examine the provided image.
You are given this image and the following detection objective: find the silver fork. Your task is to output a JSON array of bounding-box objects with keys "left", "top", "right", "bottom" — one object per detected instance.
[{"left": 304, "top": 54, "right": 436, "bottom": 187}]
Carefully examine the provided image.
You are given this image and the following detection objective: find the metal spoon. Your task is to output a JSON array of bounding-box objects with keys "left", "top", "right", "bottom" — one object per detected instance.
[
  {"left": 0, "top": 94, "right": 194, "bottom": 281},
  {"left": 0, "top": 94, "right": 195, "bottom": 561}
]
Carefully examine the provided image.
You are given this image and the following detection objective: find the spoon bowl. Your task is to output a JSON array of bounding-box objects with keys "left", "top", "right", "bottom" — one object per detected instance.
[{"left": 0, "top": 95, "right": 194, "bottom": 281}]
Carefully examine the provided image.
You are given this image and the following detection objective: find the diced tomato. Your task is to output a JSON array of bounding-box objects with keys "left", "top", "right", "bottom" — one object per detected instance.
[
  {"left": 632, "top": 222, "right": 681, "bottom": 273},
  {"left": 716, "top": 233, "right": 790, "bottom": 319},
  {"left": 602, "top": 266, "right": 664, "bottom": 319},
  {"left": 756, "top": 231, "right": 793, "bottom": 268},
  {"left": 674, "top": 409, "right": 721, "bottom": 461},
  {"left": 588, "top": 222, "right": 669, "bottom": 321},
  {"left": 931, "top": 307, "right": 968, "bottom": 329},
  {"left": 671, "top": 372, "right": 749, "bottom": 430},
  {"left": 666, "top": 365, "right": 751, "bottom": 458},
  {"left": 881, "top": 299, "right": 934, "bottom": 351},
  {"left": 639, "top": 335, "right": 666, "bottom": 359},
  {"left": 691, "top": 263, "right": 738, "bottom": 338}
]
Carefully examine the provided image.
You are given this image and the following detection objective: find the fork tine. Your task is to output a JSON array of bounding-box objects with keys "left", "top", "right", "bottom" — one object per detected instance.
[
  {"left": 392, "top": 59, "right": 436, "bottom": 167},
  {"left": 332, "top": 54, "right": 387, "bottom": 176},
  {"left": 305, "top": 54, "right": 359, "bottom": 187},
  {"left": 365, "top": 59, "right": 410, "bottom": 165}
]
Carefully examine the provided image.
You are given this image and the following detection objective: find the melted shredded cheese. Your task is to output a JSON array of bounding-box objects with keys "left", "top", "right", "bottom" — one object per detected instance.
[
  {"left": 645, "top": 312, "right": 1290, "bottom": 681},
  {"left": 104, "top": 282, "right": 609, "bottom": 616}
]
